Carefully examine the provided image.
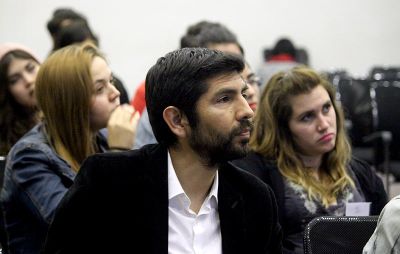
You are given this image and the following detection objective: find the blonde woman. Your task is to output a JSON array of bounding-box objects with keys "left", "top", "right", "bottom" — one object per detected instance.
[
  {"left": 233, "top": 66, "right": 387, "bottom": 254},
  {"left": 0, "top": 43, "right": 139, "bottom": 254}
]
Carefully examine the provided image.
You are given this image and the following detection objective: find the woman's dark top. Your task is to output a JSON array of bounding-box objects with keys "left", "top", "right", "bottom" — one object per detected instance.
[{"left": 232, "top": 152, "right": 387, "bottom": 254}]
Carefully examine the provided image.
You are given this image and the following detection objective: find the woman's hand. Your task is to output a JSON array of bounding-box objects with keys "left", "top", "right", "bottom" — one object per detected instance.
[{"left": 107, "top": 104, "right": 140, "bottom": 150}]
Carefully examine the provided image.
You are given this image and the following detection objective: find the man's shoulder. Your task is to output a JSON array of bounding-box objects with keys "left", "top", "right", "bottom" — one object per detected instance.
[
  {"left": 77, "top": 144, "right": 166, "bottom": 183},
  {"left": 88, "top": 144, "right": 164, "bottom": 164},
  {"left": 222, "top": 162, "right": 273, "bottom": 196}
]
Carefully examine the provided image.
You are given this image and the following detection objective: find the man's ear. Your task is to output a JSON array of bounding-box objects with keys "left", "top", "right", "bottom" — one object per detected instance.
[{"left": 163, "top": 106, "right": 189, "bottom": 138}]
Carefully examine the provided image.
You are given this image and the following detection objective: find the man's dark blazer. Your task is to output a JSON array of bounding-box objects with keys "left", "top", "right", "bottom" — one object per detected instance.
[{"left": 42, "top": 144, "right": 282, "bottom": 254}]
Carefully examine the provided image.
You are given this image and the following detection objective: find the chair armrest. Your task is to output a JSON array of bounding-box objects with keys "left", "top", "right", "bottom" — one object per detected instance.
[{"left": 362, "top": 131, "right": 392, "bottom": 144}]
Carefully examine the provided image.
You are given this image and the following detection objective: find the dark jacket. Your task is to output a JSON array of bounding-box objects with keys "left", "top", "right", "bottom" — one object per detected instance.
[
  {"left": 43, "top": 144, "right": 283, "bottom": 254},
  {"left": 0, "top": 123, "right": 108, "bottom": 254},
  {"left": 232, "top": 152, "right": 387, "bottom": 251}
]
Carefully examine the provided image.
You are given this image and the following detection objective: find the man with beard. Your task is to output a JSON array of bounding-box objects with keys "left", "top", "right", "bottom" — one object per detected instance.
[{"left": 42, "top": 48, "right": 282, "bottom": 254}]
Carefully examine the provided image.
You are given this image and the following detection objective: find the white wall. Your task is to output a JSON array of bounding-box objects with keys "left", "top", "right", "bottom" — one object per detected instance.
[{"left": 1, "top": 0, "right": 399, "bottom": 97}]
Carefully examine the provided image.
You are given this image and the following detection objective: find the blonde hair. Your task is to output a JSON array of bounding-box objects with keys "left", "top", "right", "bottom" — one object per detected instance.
[
  {"left": 251, "top": 66, "right": 354, "bottom": 207},
  {"left": 35, "top": 43, "right": 104, "bottom": 171}
]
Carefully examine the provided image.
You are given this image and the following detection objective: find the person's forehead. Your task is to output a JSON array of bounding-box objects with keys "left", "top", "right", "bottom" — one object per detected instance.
[
  {"left": 290, "top": 86, "right": 330, "bottom": 114},
  {"left": 7, "top": 58, "right": 33, "bottom": 76},
  {"left": 205, "top": 73, "right": 244, "bottom": 92}
]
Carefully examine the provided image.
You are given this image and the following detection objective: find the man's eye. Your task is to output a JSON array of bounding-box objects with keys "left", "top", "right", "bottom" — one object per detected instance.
[
  {"left": 247, "top": 77, "right": 261, "bottom": 86},
  {"left": 217, "top": 96, "right": 230, "bottom": 103}
]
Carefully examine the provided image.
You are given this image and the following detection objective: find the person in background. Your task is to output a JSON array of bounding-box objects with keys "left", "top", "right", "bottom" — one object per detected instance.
[
  {"left": 54, "top": 20, "right": 98, "bottom": 49},
  {"left": 0, "top": 43, "right": 41, "bottom": 156},
  {"left": 134, "top": 20, "right": 260, "bottom": 148},
  {"left": 233, "top": 66, "right": 387, "bottom": 254},
  {"left": 181, "top": 20, "right": 244, "bottom": 55},
  {"left": 242, "top": 62, "right": 261, "bottom": 112},
  {"left": 0, "top": 43, "right": 41, "bottom": 253},
  {"left": 46, "top": 8, "right": 129, "bottom": 104},
  {"left": 257, "top": 38, "right": 299, "bottom": 92},
  {"left": 182, "top": 21, "right": 259, "bottom": 110},
  {"left": 42, "top": 47, "right": 282, "bottom": 254},
  {"left": 0, "top": 43, "right": 139, "bottom": 254},
  {"left": 130, "top": 20, "right": 246, "bottom": 115},
  {"left": 130, "top": 79, "right": 147, "bottom": 114},
  {"left": 363, "top": 194, "right": 400, "bottom": 253},
  {"left": 46, "top": 8, "right": 94, "bottom": 53}
]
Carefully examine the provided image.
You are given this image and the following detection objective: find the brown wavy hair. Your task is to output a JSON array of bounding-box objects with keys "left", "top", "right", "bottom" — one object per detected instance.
[
  {"left": 0, "top": 50, "right": 40, "bottom": 155},
  {"left": 251, "top": 66, "right": 354, "bottom": 207},
  {"left": 35, "top": 43, "right": 104, "bottom": 171}
]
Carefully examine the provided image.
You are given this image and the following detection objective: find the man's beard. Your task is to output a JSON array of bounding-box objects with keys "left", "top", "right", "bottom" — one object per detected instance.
[{"left": 188, "top": 119, "right": 253, "bottom": 167}]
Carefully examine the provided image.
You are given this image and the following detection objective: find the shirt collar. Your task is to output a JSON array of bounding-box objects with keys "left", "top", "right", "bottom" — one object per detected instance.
[
  {"left": 167, "top": 150, "right": 219, "bottom": 204},
  {"left": 168, "top": 151, "right": 185, "bottom": 200}
]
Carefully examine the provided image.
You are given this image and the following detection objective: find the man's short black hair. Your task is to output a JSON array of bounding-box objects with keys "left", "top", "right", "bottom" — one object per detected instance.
[
  {"left": 46, "top": 8, "right": 86, "bottom": 36},
  {"left": 145, "top": 48, "right": 245, "bottom": 147},
  {"left": 272, "top": 38, "right": 296, "bottom": 58},
  {"left": 54, "top": 20, "right": 99, "bottom": 50},
  {"left": 180, "top": 21, "right": 244, "bottom": 55}
]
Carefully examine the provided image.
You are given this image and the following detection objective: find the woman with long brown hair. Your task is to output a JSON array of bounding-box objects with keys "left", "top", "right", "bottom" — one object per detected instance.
[
  {"left": 0, "top": 43, "right": 139, "bottom": 253},
  {"left": 0, "top": 43, "right": 41, "bottom": 155},
  {"left": 233, "top": 66, "right": 387, "bottom": 253}
]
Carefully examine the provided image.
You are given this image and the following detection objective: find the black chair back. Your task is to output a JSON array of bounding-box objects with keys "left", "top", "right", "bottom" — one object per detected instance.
[
  {"left": 371, "top": 81, "right": 400, "bottom": 160},
  {"left": 303, "top": 216, "right": 378, "bottom": 254},
  {"left": 370, "top": 66, "right": 400, "bottom": 81},
  {"left": 337, "top": 78, "right": 373, "bottom": 147}
]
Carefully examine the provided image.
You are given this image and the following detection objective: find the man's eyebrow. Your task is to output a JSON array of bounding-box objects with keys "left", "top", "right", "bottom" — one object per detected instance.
[
  {"left": 246, "top": 73, "right": 255, "bottom": 79},
  {"left": 214, "top": 87, "right": 237, "bottom": 97}
]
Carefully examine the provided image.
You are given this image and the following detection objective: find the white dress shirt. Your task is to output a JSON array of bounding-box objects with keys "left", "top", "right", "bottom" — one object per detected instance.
[{"left": 167, "top": 152, "right": 222, "bottom": 254}]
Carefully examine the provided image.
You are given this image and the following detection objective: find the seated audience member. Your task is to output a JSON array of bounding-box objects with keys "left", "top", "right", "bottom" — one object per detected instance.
[
  {"left": 242, "top": 62, "right": 260, "bottom": 112},
  {"left": 54, "top": 20, "right": 98, "bottom": 49},
  {"left": 42, "top": 48, "right": 282, "bottom": 254},
  {"left": 47, "top": 8, "right": 129, "bottom": 104},
  {"left": 134, "top": 20, "right": 260, "bottom": 148},
  {"left": 0, "top": 43, "right": 41, "bottom": 155},
  {"left": 257, "top": 38, "right": 299, "bottom": 92},
  {"left": 363, "top": 194, "right": 400, "bottom": 253},
  {"left": 233, "top": 66, "right": 387, "bottom": 254},
  {"left": 130, "top": 20, "right": 245, "bottom": 114},
  {"left": 130, "top": 79, "right": 146, "bottom": 114},
  {"left": 0, "top": 43, "right": 139, "bottom": 254},
  {"left": 134, "top": 61, "right": 260, "bottom": 149},
  {"left": 46, "top": 8, "right": 94, "bottom": 53}
]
